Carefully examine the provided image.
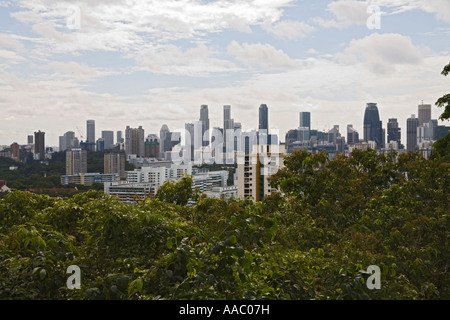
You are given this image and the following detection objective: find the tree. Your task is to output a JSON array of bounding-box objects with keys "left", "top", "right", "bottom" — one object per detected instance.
[
  {"left": 434, "top": 62, "right": 450, "bottom": 160},
  {"left": 436, "top": 62, "right": 450, "bottom": 121}
]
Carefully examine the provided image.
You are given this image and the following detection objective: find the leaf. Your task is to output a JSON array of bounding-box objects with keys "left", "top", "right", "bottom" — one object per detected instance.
[
  {"left": 128, "top": 278, "right": 143, "bottom": 297},
  {"left": 166, "top": 237, "right": 173, "bottom": 250}
]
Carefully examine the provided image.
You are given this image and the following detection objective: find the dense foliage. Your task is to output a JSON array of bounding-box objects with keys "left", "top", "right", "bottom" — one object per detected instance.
[
  {"left": 0, "top": 151, "right": 135, "bottom": 197},
  {"left": 0, "top": 149, "right": 448, "bottom": 300}
]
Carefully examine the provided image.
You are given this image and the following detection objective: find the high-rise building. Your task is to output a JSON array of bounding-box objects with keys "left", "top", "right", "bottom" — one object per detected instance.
[
  {"left": 363, "top": 103, "right": 383, "bottom": 148},
  {"left": 10, "top": 143, "right": 20, "bottom": 162},
  {"left": 418, "top": 103, "right": 432, "bottom": 126},
  {"left": 407, "top": 114, "right": 420, "bottom": 151},
  {"left": 102, "top": 130, "right": 115, "bottom": 150},
  {"left": 347, "top": 125, "right": 359, "bottom": 145},
  {"left": 185, "top": 123, "right": 195, "bottom": 162},
  {"left": 200, "top": 105, "right": 210, "bottom": 147},
  {"left": 59, "top": 131, "right": 79, "bottom": 152},
  {"left": 299, "top": 112, "right": 311, "bottom": 132},
  {"left": 259, "top": 104, "right": 269, "bottom": 131},
  {"left": 145, "top": 134, "right": 160, "bottom": 159},
  {"left": 159, "top": 125, "right": 170, "bottom": 159},
  {"left": 104, "top": 152, "right": 126, "bottom": 178},
  {"left": 86, "top": 120, "right": 95, "bottom": 143},
  {"left": 237, "top": 143, "right": 285, "bottom": 202},
  {"left": 328, "top": 125, "right": 340, "bottom": 144},
  {"left": 386, "top": 118, "right": 401, "bottom": 148},
  {"left": 27, "top": 135, "right": 33, "bottom": 145},
  {"left": 125, "top": 126, "right": 145, "bottom": 157},
  {"left": 96, "top": 138, "right": 105, "bottom": 151},
  {"left": 117, "top": 131, "right": 124, "bottom": 144},
  {"left": 34, "top": 131, "right": 45, "bottom": 161},
  {"left": 66, "top": 149, "right": 87, "bottom": 176}
]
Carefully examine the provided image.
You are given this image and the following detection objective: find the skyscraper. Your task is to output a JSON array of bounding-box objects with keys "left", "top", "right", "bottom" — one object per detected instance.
[
  {"left": 27, "top": 135, "right": 33, "bottom": 145},
  {"left": 117, "top": 131, "right": 124, "bottom": 144},
  {"left": 407, "top": 114, "right": 420, "bottom": 151},
  {"left": 34, "top": 131, "right": 45, "bottom": 161},
  {"left": 299, "top": 112, "right": 311, "bottom": 131},
  {"left": 104, "top": 152, "right": 126, "bottom": 178},
  {"left": 418, "top": 103, "right": 432, "bottom": 126},
  {"left": 86, "top": 120, "right": 95, "bottom": 143},
  {"left": 200, "top": 105, "right": 210, "bottom": 147},
  {"left": 185, "top": 123, "right": 195, "bottom": 161},
  {"left": 363, "top": 103, "right": 383, "bottom": 148},
  {"left": 259, "top": 104, "right": 269, "bottom": 131},
  {"left": 347, "top": 125, "right": 359, "bottom": 144},
  {"left": 145, "top": 134, "right": 160, "bottom": 159},
  {"left": 10, "top": 143, "right": 20, "bottom": 162},
  {"left": 160, "top": 124, "right": 170, "bottom": 159},
  {"left": 125, "top": 126, "right": 145, "bottom": 157},
  {"left": 387, "top": 118, "right": 401, "bottom": 146},
  {"left": 66, "top": 149, "right": 87, "bottom": 176},
  {"left": 102, "top": 130, "right": 114, "bottom": 150}
]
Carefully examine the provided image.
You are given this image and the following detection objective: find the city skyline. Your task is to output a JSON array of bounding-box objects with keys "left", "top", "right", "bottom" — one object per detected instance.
[{"left": 1, "top": 1, "right": 450, "bottom": 146}]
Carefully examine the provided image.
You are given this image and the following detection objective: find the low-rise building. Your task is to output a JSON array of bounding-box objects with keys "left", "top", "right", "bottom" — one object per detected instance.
[{"left": 61, "top": 173, "right": 120, "bottom": 186}]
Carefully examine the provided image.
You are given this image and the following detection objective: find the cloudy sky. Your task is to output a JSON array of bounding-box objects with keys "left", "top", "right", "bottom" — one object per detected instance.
[{"left": 0, "top": 0, "right": 449, "bottom": 147}]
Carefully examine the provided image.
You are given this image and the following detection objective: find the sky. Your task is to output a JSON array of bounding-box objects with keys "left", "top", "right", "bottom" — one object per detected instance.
[{"left": 0, "top": 0, "right": 449, "bottom": 147}]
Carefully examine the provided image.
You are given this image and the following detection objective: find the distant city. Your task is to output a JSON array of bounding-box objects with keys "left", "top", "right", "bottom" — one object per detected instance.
[{"left": 0, "top": 102, "right": 449, "bottom": 202}]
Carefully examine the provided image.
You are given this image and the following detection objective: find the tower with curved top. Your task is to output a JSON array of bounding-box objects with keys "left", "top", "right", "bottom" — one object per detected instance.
[{"left": 363, "top": 103, "right": 383, "bottom": 148}]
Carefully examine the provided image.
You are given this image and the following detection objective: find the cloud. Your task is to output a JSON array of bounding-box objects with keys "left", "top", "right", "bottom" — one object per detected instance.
[
  {"left": 263, "top": 20, "right": 315, "bottom": 40},
  {"left": 338, "top": 33, "right": 424, "bottom": 74},
  {"left": 0, "top": 49, "right": 25, "bottom": 63},
  {"left": 227, "top": 41, "right": 297, "bottom": 70},
  {"left": 9, "top": 0, "right": 297, "bottom": 54},
  {"left": 132, "top": 44, "right": 240, "bottom": 77}
]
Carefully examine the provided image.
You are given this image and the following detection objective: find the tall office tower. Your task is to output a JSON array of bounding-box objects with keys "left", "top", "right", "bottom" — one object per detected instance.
[
  {"left": 347, "top": 125, "right": 359, "bottom": 144},
  {"left": 160, "top": 125, "right": 170, "bottom": 159},
  {"left": 185, "top": 123, "right": 195, "bottom": 161},
  {"left": 102, "top": 130, "right": 114, "bottom": 150},
  {"left": 363, "top": 103, "right": 383, "bottom": 148},
  {"left": 145, "top": 134, "right": 160, "bottom": 158},
  {"left": 96, "top": 138, "right": 105, "bottom": 152},
  {"left": 407, "top": 114, "right": 420, "bottom": 151},
  {"left": 418, "top": 103, "right": 432, "bottom": 126},
  {"left": 200, "top": 105, "right": 210, "bottom": 147},
  {"left": 223, "top": 105, "right": 235, "bottom": 162},
  {"left": 328, "top": 125, "right": 340, "bottom": 144},
  {"left": 34, "top": 131, "right": 45, "bottom": 161},
  {"left": 299, "top": 112, "right": 311, "bottom": 132},
  {"left": 59, "top": 136, "right": 66, "bottom": 153},
  {"left": 117, "top": 131, "right": 124, "bottom": 144},
  {"left": 60, "top": 131, "right": 78, "bottom": 152},
  {"left": 66, "top": 148, "right": 87, "bottom": 176},
  {"left": 259, "top": 104, "right": 269, "bottom": 131},
  {"left": 125, "top": 126, "right": 145, "bottom": 157},
  {"left": 86, "top": 120, "right": 95, "bottom": 143},
  {"left": 387, "top": 118, "right": 401, "bottom": 145},
  {"left": 27, "top": 135, "right": 33, "bottom": 145},
  {"left": 104, "top": 152, "right": 126, "bottom": 178},
  {"left": 10, "top": 143, "right": 20, "bottom": 162}
]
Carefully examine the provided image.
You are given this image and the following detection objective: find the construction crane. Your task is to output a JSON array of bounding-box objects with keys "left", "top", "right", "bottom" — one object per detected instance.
[{"left": 76, "top": 126, "right": 84, "bottom": 142}]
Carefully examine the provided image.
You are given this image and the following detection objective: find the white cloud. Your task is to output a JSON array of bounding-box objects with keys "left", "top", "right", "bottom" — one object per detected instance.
[
  {"left": 0, "top": 49, "right": 25, "bottom": 63},
  {"left": 9, "top": 0, "right": 297, "bottom": 54},
  {"left": 263, "top": 20, "right": 315, "bottom": 40},
  {"left": 227, "top": 41, "right": 297, "bottom": 70},
  {"left": 132, "top": 43, "right": 240, "bottom": 77},
  {"left": 338, "top": 33, "right": 424, "bottom": 74}
]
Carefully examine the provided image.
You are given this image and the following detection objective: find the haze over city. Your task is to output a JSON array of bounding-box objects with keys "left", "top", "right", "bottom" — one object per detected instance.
[{"left": 1, "top": 0, "right": 450, "bottom": 146}]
